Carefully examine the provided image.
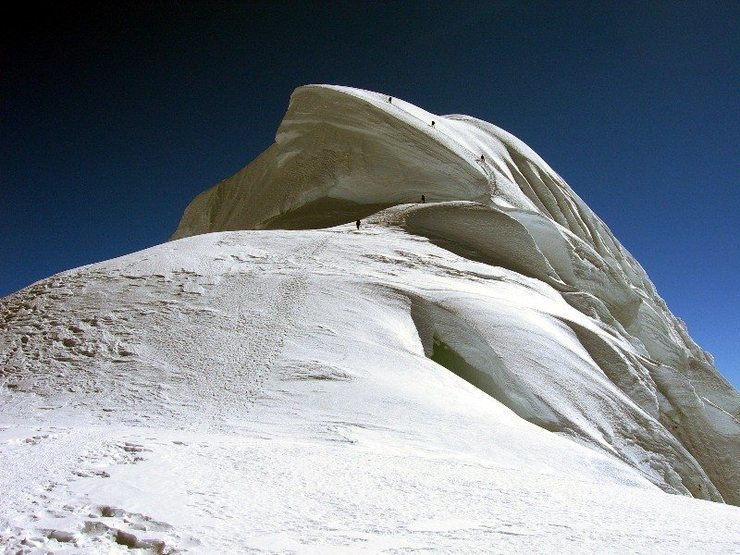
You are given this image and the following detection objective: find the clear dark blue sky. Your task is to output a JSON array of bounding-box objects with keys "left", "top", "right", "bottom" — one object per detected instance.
[{"left": 2, "top": 1, "right": 737, "bottom": 387}]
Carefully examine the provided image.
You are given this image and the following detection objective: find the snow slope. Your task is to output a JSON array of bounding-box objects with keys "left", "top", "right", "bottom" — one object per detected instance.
[
  {"left": 174, "top": 85, "right": 739, "bottom": 505},
  {"left": 1, "top": 85, "right": 738, "bottom": 552}
]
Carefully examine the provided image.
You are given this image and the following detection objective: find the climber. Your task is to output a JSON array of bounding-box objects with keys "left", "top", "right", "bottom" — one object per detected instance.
[
  {"left": 431, "top": 120, "right": 435, "bottom": 127},
  {"left": 356, "top": 219, "right": 361, "bottom": 230},
  {"left": 388, "top": 96, "right": 392, "bottom": 103},
  {"left": 480, "top": 154, "right": 485, "bottom": 162},
  {"left": 421, "top": 194, "right": 426, "bottom": 203}
]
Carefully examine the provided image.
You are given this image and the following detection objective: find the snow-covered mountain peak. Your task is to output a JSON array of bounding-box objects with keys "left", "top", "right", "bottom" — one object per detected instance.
[
  {"left": 170, "top": 85, "right": 739, "bottom": 508},
  {"left": 1, "top": 85, "right": 738, "bottom": 551},
  {"left": 173, "top": 84, "right": 578, "bottom": 238}
]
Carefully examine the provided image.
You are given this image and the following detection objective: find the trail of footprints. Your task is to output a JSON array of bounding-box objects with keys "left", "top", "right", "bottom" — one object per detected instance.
[
  {"left": 27, "top": 505, "right": 182, "bottom": 553},
  {"left": 2, "top": 431, "right": 199, "bottom": 553}
]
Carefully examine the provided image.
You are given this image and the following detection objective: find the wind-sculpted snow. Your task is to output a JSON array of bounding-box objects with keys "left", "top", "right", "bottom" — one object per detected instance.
[
  {"left": 173, "top": 85, "right": 739, "bottom": 506},
  {"left": 1, "top": 86, "right": 739, "bottom": 551}
]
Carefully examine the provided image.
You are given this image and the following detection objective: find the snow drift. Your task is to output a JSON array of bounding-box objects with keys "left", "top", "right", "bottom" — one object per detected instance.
[{"left": 1, "top": 85, "right": 738, "bottom": 552}]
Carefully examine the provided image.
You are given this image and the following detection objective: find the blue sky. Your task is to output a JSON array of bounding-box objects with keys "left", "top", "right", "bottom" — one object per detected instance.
[{"left": 2, "top": 1, "right": 737, "bottom": 387}]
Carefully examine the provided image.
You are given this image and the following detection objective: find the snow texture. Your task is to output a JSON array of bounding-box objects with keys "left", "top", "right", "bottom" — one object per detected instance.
[{"left": 1, "top": 85, "right": 738, "bottom": 553}]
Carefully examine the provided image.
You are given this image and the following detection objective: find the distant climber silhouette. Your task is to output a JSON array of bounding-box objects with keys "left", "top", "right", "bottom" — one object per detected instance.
[
  {"left": 388, "top": 96, "right": 392, "bottom": 103},
  {"left": 421, "top": 194, "right": 426, "bottom": 203},
  {"left": 480, "top": 154, "right": 485, "bottom": 162},
  {"left": 431, "top": 120, "right": 435, "bottom": 127},
  {"left": 356, "top": 219, "right": 361, "bottom": 230}
]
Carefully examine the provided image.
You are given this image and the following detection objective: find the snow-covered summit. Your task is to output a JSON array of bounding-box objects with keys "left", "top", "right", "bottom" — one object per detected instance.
[
  {"left": 173, "top": 85, "right": 739, "bottom": 505},
  {"left": 1, "top": 85, "right": 738, "bottom": 552}
]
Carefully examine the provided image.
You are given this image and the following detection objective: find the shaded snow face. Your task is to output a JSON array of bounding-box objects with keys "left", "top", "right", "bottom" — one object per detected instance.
[{"left": 1, "top": 86, "right": 739, "bottom": 552}]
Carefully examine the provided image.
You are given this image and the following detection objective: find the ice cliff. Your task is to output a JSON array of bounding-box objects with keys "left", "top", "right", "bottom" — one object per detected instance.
[
  {"left": 1, "top": 85, "right": 738, "bottom": 552},
  {"left": 173, "top": 85, "right": 739, "bottom": 505}
]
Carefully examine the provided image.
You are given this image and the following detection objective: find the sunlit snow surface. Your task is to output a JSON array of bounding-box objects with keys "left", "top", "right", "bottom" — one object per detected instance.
[{"left": 1, "top": 86, "right": 738, "bottom": 552}]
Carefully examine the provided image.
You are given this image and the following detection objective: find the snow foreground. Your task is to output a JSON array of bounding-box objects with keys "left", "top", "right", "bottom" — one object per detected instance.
[{"left": 0, "top": 86, "right": 737, "bottom": 552}]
